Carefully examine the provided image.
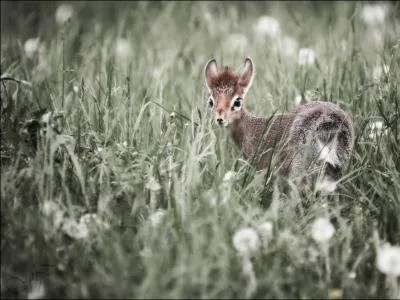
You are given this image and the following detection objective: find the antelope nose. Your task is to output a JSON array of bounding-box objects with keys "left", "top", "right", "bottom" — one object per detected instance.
[{"left": 216, "top": 118, "right": 223, "bottom": 125}]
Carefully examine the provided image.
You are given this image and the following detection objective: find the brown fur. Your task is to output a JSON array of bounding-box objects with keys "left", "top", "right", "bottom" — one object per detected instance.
[{"left": 204, "top": 57, "right": 356, "bottom": 194}]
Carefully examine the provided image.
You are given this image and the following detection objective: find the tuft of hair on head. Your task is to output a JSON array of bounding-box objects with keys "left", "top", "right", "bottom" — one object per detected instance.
[{"left": 204, "top": 57, "right": 255, "bottom": 95}]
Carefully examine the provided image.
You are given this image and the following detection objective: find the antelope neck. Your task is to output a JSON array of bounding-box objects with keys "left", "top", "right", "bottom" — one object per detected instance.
[{"left": 229, "top": 108, "right": 257, "bottom": 152}]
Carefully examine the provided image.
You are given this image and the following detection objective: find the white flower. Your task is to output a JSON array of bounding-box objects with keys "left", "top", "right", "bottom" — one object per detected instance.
[
  {"left": 253, "top": 16, "right": 281, "bottom": 39},
  {"left": 294, "top": 90, "right": 314, "bottom": 106},
  {"left": 256, "top": 221, "right": 273, "bottom": 240},
  {"left": 278, "top": 36, "right": 298, "bottom": 58},
  {"left": 42, "top": 201, "right": 65, "bottom": 229},
  {"left": 298, "top": 48, "right": 316, "bottom": 66},
  {"left": 73, "top": 85, "right": 79, "bottom": 93},
  {"left": 203, "top": 189, "right": 218, "bottom": 206},
  {"left": 304, "top": 90, "right": 315, "bottom": 101},
  {"left": 224, "top": 33, "right": 248, "bottom": 54},
  {"left": 122, "top": 141, "right": 128, "bottom": 147},
  {"left": 368, "top": 120, "right": 388, "bottom": 139},
  {"left": 139, "top": 246, "right": 153, "bottom": 258},
  {"left": 148, "top": 209, "right": 167, "bottom": 227},
  {"left": 24, "top": 38, "right": 40, "bottom": 59},
  {"left": 27, "top": 280, "right": 46, "bottom": 300},
  {"left": 304, "top": 90, "right": 316, "bottom": 102},
  {"left": 376, "top": 244, "right": 400, "bottom": 277},
  {"left": 232, "top": 227, "right": 260, "bottom": 256},
  {"left": 40, "top": 111, "right": 52, "bottom": 125},
  {"left": 348, "top": 271, "right": 356, "bottom": 279},
  {"left": 203, "top": 11, "right": 213, "bottom": 23},
  {"left": 372, "top": 28, "right": 385, "bottom": 47},
  {"left": 115, "top": 38, "right": 132, "bottom": 60},
  {"left": 55, "top": 4, "right": 74, "bottom": 25},
  {"left": 294, "top": 94, "right": 302, "bottom": 106},
  {"left": 151, "top": 67, "right": 164, "bottom": 79},
  {"left": 372, "top": 64, "right": 390, "bottom": 81},
  {"left": 311, "top": 217, "right": 335, "bottom": 243},
  {"left": 360, "top": 3, "right": 389, "bottom": 26},
  {"left": 42, "top": 200, "right": 58, "bottom": 216},
  {"left": 79, "top": 213, "right": 110, "bottom": 230},
  {"left": 340, "top": 39, "right": 348, "bottom": 52},
  {"left": 145, "top": 176, "right": 162, "bottom": 191},
  {"left": 223, "top": 171, "right": 237, "bottom": 182},
  {"left": 61, "top": 218, "right": 89, "bottom": 240}
]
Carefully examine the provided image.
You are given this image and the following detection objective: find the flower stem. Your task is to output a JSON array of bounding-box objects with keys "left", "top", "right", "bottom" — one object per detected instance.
[{"left": 242, "top": 255, "right": 257, "bottom": 298}]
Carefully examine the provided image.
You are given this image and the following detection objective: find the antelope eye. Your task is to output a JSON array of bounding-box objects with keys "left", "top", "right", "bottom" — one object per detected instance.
[
  {"left": 208, "top": 98, "right": 214, "bottom": 107},
  {"left": 231, "top": 98, "right": 242, "bottom": 111}
]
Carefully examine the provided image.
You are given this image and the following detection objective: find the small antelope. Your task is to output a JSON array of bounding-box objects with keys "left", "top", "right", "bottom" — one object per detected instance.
[{"left": 204, "top": 57, "right": 355, "bottom": 195}]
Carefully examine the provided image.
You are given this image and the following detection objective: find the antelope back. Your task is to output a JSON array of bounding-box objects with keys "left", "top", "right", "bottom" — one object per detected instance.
[{"left": 285, "top": 101, "right": 355, "bottom": 181}]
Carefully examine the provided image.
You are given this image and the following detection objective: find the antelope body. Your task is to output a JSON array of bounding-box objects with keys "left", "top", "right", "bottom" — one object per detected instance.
[{"left": 204, "top": 57, "right": 355, "bottom": 195}]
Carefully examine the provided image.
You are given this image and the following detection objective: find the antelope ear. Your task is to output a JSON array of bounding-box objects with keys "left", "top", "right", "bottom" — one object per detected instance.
[
  {"left": 238, "top": 57, "right": 254, "bottom": 95},
  {"left": 204, "top": 58, "right": 218, "bottom": 91}
]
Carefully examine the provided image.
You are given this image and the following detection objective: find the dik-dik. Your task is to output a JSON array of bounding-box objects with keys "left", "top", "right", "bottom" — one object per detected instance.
[{"left": 204, "top": 57, "right": 355, "bottom": 195}]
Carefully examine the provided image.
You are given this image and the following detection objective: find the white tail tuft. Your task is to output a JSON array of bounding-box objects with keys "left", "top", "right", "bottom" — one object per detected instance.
[{"left": 317, "top": 138, "right": 339, "bottom": 166}]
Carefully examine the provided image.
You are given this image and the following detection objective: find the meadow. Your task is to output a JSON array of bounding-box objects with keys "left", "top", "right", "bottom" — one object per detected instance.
[{"left": 1, "top": 1, "right": 400, "bottom": 299}]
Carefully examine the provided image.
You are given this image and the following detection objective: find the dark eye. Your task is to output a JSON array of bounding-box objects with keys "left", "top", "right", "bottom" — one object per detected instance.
[
  {"left": 209, "top": 98, "right": 214, "bottom": 107},
  {"left": 231, "top": 98, "right": 242, "bottom": 111}
]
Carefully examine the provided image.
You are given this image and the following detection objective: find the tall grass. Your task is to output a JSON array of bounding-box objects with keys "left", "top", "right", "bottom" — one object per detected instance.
[{"left": 1, "top": 1, "right": 399, "bottom": 298}]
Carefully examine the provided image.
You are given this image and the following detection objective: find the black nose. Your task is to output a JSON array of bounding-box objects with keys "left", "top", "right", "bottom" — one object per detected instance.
[{"left": 216, "top": 118, "right": 223, "bottom": 125}]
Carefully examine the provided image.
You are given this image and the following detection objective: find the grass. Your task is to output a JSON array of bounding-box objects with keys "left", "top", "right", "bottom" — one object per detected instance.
[{"left": 1, "top": 1, "right": 400, "bottom": 299}]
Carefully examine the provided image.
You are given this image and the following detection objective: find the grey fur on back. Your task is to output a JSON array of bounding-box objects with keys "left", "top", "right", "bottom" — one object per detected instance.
[
  {"left": 237, "top": 100, "right": 355, "bottom": 194},
  {"left": 286, "top": 101, "right": 354, "bottom": 182}
]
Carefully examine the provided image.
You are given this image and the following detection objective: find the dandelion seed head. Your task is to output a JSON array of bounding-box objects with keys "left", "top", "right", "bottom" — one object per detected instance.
[
  {"left": 79, "top": 213, "right": 110, "bottom": 230},
  {"left": 349, "top": 271, "right": 356, "bottom": 279},
  {"left": 328, "top": 288, "right": 343, "bottom": 300},
  {"left": 368, "top": 120, "right": 388, "bottom": 139},
  {"left": 361, "top": 3, "right": 389, "bottom": 26},
  {"left": 53, "top": 210, "right": 65, "bottom": 229},
  {"left": 203, "top": 188, "right": 218, "bottom": 206},
  {"left": 203, "top": 10, "right": 213, "bottom": 23},
  {"left": 253, "top": 16, "right": 281, "bottom": 39},
  {"left": 27, "top": 280, "right": 46, "bottom": 300},
  {"left": 42, "top": 200, "right": 59, "bottom": 216},
  {"left": 73, "top": 85, "right": 79, "bottom": 93},
  {"left": 376, "top": 244, "right": 400, "bottom": 277},
  {"left": 55, "top": 4, "right": 74, "bottom": 25},
  {"left": 61, "top": 218, "right": 89, "bottom": 240},
  {"left": 298, "top": 48, "right": 316, "bottom": 66},
  {"left": 145, "top": 176, "right": 162, "bottom": 192},
  {"left": 232, "top": 227, "right": 260, "bottom": 256},
  {"left": 294, "top": 94, "right": 302, "bottom": 106},
  {"left": 148, "top": 209, "right": 167, "bottom": 227},
  {"left": 24, "top": 38, "right": 40, "bottom": 59},
  {"left": 151, "top": 67, "right": 163, "bottom": 79},
  {"left": 223, "top": 171, "right": 237, "bottom": 182},
  {"left": 115, "top": 38, "right": 133, "bottom": 60},
  {"left": 278, "top": 36, "right": 299, "bottom": 58},
  {"left": 224, "top": 33, "right": 248, "bottom": 54},
  {"left": 42, "top": 201, "right": 64, "bottom": 228},
  {"left": 372, "top": 64, "right": 390, "bottom": 81},
  {"left": 311, "top": 217, "right": 335, "bottom": 243},
  {"left": 256, "top": 221, "right": 273, "bottom": 240},
  {"left": 340, "top": 39, "right": 348, "bottom": 52}
]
